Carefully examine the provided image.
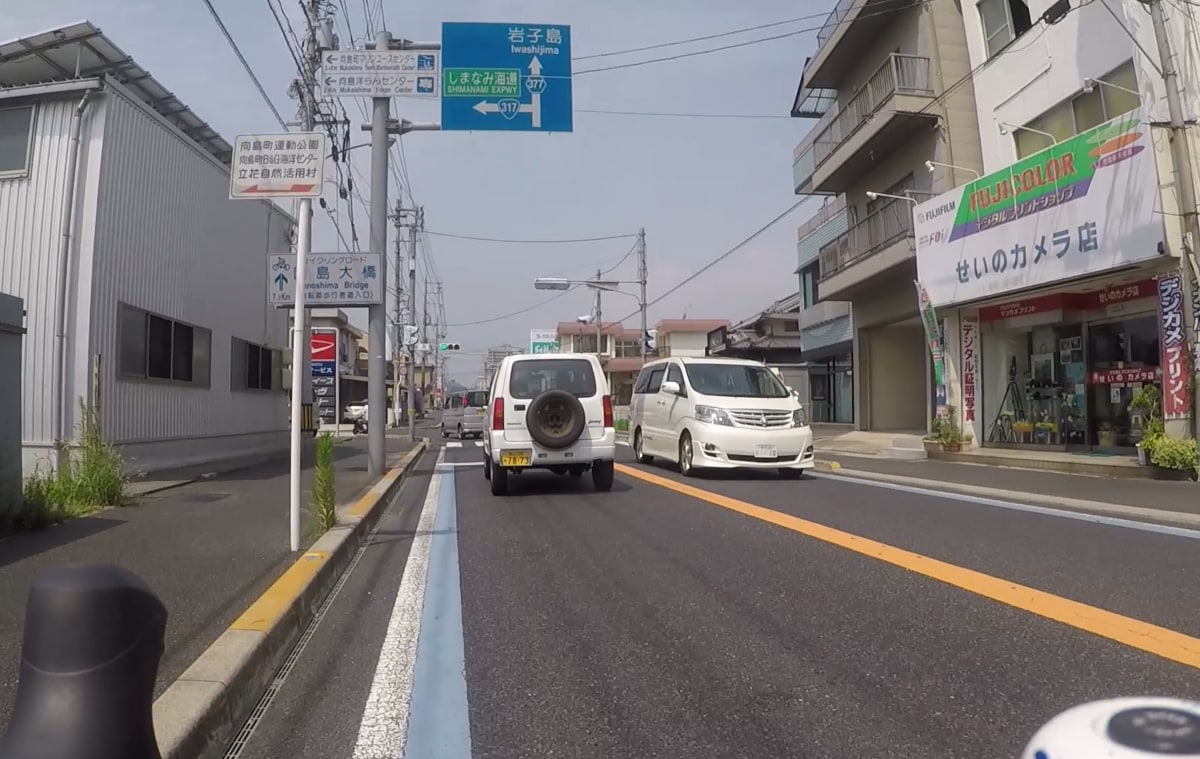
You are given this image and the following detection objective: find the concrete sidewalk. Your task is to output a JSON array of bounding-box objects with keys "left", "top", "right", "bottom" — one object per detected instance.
[
  {"left": 0, "top": 436, "right": 420, "bottom": 728},
  {"left": 814, "top": 454, "right": 1198, "bottom": 517}
]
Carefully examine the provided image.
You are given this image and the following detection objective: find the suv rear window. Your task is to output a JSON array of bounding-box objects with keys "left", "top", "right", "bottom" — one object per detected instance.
[
  {"left": 465, "top": 390, "right": 488, "bottom": 407},
  {"left": 508, "top": 358, "right": 597, "bottom": 399}
]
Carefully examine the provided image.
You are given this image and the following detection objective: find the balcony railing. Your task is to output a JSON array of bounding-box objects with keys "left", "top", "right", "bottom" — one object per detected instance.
[
  {"left": 816, "top": 0, "right": 856, "bottom": 47},
  {"left": 818, "top": 192, "right": 935, "bottom": 279},
  {"left": 813, "top": 54, "right": 932, "bottom": 169}
]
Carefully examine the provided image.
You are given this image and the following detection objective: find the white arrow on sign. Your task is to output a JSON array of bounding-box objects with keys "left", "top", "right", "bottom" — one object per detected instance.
[{"left": 471, "top": 57, "right": 544, "bottom": 128}]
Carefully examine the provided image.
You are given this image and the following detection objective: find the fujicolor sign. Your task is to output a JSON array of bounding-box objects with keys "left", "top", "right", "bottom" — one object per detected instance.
[{"left": 914, "top": 109, "right": 1162, "bottom": 306}]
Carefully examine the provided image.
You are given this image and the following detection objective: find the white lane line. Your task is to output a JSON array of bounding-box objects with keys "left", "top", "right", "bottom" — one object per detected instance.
[
  {"left": 812, "top": 471, "right": 1200, "bottom": 541},
  {"left": 445, "top": 441, "right": 463, "bottom": 449},
  {"left": 351, "top": 449, "right": 444, "bottom": 758},
  {"left": 475, "top": 440, "right": 484, "bottom": 447}
]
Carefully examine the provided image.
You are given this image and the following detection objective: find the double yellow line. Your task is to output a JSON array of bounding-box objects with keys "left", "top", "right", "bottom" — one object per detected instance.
[{"left": 617, "top": 464, "right": 1200, "bottom": 670}]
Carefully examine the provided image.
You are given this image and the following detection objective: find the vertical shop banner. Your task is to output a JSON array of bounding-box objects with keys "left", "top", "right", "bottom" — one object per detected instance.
[
  {"left": 913, "top": 109, "right": 1161, "bottom": 307},
  {"left": 960, "top": 317, "right": 980, "bottom": 430},
  {"left": 311, "top": 329, "right": 339, "bottom": 425},
  {"left": 915, "top": 281, "right": 945, "bottom": 386},
  {"left": 1157, "top": 272, "right": 1190, "bottom": 420}
]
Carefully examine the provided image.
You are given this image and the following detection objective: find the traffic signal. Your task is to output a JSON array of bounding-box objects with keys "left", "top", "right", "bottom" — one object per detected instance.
[{"left": 440, "top": 342, "right": 461, "bottom": 351}]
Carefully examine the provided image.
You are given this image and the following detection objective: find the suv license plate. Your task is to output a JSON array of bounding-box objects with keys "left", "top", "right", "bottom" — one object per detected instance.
[
  {"left": 754, "top": 444, "right": 778, "bottom": 460},
  {"left": 500, "top": 450, "right": 532, "bottom": 468}
]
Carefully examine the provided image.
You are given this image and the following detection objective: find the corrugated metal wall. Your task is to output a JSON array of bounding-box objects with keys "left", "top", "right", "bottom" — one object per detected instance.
[
  {"left": 89, "top": 87, "right": 292, "bottom": 448},
  {"left": 0, "top": 94, "right": 79, "bottom": 452},
  {"left": 797, "top": 209, "right": 848, "bottom": 269}
]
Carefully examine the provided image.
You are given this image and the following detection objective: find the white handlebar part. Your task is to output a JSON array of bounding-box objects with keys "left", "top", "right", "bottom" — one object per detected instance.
[{"left": 1023, "top": 698, "right": 1200, "bottom": 757}]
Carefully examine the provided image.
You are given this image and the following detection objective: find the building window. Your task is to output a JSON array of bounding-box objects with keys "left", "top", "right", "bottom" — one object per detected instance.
[
  {"left": 979, "top": 0, "right": 1033, "bottom": 58},
  {"left": 0, "top": 105, "right": 35, "bottom": 178},
  {"left": 801, "top": 263, "right": 820, "bottom": 308},
  {"left": 231, "top": 337, "right": 282, "bottom": 391},
  {"left": 118, "top": 303, "right": 211, "bottom": 387},
  {"left": 617, "top": 339, "right": 641, "bottom": 358},
  {"left": 1015, "top": 60, "right": 1140, "bottom": 158}
]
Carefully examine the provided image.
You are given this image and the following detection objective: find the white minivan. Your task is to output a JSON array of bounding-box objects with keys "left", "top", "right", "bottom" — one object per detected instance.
[
  {"left": 628, "top": 356, "right": 814, "bottom": 478},
  {"left": 441, "top": 389, "right": 489, "bottom": 439},
  {"left": 483, "top": 352, "right": 617, "bottom": 496}
]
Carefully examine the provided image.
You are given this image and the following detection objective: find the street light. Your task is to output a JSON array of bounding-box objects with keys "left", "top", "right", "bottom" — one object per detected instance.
[
  {"left": 925, "top": 159, "right": 981, "bottom": 179},
  {"left": 533, "top": 277, "right": 572, "bottom": 291},
  {"left": 532, "top": 275, "right": 649, "bottom": 359}
]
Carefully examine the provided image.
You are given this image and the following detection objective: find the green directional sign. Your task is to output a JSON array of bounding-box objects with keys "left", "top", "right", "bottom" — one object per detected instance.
[
  {"left": 530, "top": 329, "right": 559, "bottom": 354},
  {"left": 443, "top": 68, "right": 521, "bottom": 98}
]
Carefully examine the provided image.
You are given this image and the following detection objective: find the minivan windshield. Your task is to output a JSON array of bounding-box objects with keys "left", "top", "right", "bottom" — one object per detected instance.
[
  {"left": 684, "top": 362, "right": 791, "bottom": 398},
  {"left": 509, "top": 358, "right": 597, "bottom": 399},
  {"left": 466, "top": 390, "right": 488, "bottom": 407}
]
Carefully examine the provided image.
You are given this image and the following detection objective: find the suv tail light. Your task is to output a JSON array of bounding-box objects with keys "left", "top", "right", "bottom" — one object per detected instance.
[
  {"left": 492, "top": 397, "right": 505, "bottom": 431},
  {"left": 602, "top": 394, "right": 614, "bottom": 428}
]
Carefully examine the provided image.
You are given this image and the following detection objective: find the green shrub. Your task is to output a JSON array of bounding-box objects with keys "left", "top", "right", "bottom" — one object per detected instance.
[
  {"left": 1144, "top": 435, "right": 1199, "bottom": 480},
  {"left": 614, "top": 418, "right": 630, "bottom": 432},
  {"left": 13, "top": 402, "right": 129, "bottom": 532},
  {"left": 308, "top": 432, "right": 338, "bottom": 537}
]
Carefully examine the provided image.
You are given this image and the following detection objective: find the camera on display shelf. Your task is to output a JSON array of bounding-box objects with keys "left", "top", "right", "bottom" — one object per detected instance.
[{"left": 1021, "top": 698, "right": 1200, "bottom": 757}]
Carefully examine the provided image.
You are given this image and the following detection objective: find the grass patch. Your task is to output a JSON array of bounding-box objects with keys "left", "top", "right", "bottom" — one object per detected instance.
[
  {"left": 307, "top": 432, "right": 338, "bottom": 538},
  {"left": 6, "top": 402, "right": 130, "bottom": 534}
]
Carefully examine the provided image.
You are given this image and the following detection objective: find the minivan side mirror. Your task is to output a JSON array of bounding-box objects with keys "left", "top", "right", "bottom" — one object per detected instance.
[{"left": 660, "top": 380, "right": 682, "bottom": 395}]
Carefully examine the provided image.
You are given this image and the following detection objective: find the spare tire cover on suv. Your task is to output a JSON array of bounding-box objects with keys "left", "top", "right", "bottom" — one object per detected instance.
[{"left": 525, "top": 389, "right": 587, "bottom": 450}]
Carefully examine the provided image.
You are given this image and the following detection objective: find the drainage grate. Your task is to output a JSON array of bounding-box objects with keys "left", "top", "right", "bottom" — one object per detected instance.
[{"left": 222, "top": 475, "right": 406, "bottom": 758}]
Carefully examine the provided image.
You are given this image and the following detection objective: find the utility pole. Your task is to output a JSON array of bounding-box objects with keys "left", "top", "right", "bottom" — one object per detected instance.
[
  {"left": 365, "top": 30, "right": 391, "bottom": 477},
  {"left": 1148, "top": 0, "right": 1200, "bottom": 443},
  {"left": 408, "top": 207, "right": 422, "bottom": 442},
  {"left": 435, "top": 282, "right": 446, "bottom": 407},
  {"left": 638, "top": 227, "right": 649, "bottom": 361},
  {"left": 594, "top": 267, "right": 603, "bottom": 357},
  {"left": 287, "top": 0, "right": 321, "bottom": 552},
  {"left": 391, "top": 201, "right": 404, "bottom": 427}
]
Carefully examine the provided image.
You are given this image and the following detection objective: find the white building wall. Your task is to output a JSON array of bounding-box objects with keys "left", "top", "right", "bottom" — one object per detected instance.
[
  {"left": 87, "top": 85, "right": 293, "bottom": 473},
  {"left": 665, "top": 332, "right": 708, "bottom": 357},
  {"left": 962, "top": 0, "right": 1199, "bottom": 171},
  {"left": 0, "top": 87, "right": 102, "bottom": 472}
]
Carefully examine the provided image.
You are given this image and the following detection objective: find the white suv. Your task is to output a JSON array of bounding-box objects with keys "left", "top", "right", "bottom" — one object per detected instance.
[
  {"left": 628, "top": 356, "right": 815, "bottom": 478},
  {"left": 483, "top": 353, "right": 617, "bottom": 496}
]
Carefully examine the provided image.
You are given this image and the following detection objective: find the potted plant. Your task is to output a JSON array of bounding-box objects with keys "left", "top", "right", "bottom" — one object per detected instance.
[
  {"left": 1097, "top": 422, "right": 1118, "bottom": 448},
  {"left": 1128, "top": 386, "right": 1163, "bottom": 465},
  {"left": 1143, "top": 435, "right": 1199, "bottom": 481},
  {"left": 935, "top": 405, "right": 967, "bottom": 453}
]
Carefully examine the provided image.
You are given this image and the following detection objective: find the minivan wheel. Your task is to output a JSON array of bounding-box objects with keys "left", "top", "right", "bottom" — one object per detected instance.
[
  {"left": 483, "top": 456, "right": 491, "bottom": 480},
  {"left": 633, "top": 428, "right": 653, "bottom": 464},
  {"left": 678, "top": 432, "right": 696, "bottom": 477}
]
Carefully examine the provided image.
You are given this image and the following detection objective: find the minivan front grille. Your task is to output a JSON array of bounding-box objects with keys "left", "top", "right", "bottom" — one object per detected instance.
[{"left": 728, "top": 409, "right": 793, "bottom": 429}]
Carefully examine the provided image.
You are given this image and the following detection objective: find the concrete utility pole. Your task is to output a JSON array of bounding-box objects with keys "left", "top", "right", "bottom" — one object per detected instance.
[
  {"left": 594, "top": 267, "right": 603, "bottom": 357},
  {"left": 1148, "top": 0, "right": 1200, "bottom": 442},
  {"left": 366, "top": 29, "right": 392, "bottom": 477},
  {"left": 638, "top": 227, "right": 649, "bottom": 361},
  {"left": 408, "top": 207, "right": 422, "bottom": 442},
  {"left": 391, "top": 201, "right": 404, "bottom": 427},
  {"left": 288, "top": 0, "right": 321, "bottom": 551}
]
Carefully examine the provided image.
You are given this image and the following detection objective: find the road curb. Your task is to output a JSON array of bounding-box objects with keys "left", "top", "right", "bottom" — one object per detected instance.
[
  {"left": 812, "top": 462, "right": 1200, "bottom": 528},
  {"left": 151, "top": 438, "right": 430, "bottom": 759}
]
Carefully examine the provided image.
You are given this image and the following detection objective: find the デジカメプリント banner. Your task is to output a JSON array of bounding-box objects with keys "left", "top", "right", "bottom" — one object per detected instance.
[{"left": 914, "top": 110, "right": 1162, "bottom": 306}]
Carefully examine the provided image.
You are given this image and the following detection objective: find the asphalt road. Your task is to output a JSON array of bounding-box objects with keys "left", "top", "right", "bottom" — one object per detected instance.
[{"left": 234, "top": 439, "right": 1200, "bottom": 759}]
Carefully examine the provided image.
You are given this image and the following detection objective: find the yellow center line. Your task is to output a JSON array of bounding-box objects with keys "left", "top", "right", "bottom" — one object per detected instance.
[{"left": 616, "top": 463, "right": 1200, "bottom": 670}]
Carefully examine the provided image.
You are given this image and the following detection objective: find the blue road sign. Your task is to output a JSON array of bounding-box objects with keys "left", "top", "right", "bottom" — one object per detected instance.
[
  {"left": 312, "top": 360, "right": 337, "bottom": 377},
  {"left": 440, "top": 22, "right": 573, "bottom": 133}
]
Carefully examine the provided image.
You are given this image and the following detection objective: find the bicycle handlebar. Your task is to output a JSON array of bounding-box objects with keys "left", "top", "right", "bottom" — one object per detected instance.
[{"left": 0, "top": 564, "right": 1197, "bottom": 757}]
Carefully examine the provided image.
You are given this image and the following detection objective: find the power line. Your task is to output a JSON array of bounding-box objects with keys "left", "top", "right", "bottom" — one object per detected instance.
[
  {"left": 613, "top": 199, "right": 814, "bottom": 323},
  {"left": 446, "top": 287, "right": 580, "bottom": 327},
  {"left": 424, "top": 230, "right": 637, "bottom": 244},
  {"left": 200, "top": 0, "right": 289, "bottom": 129},
  {"left": 574, "top": 0, "right": 934, "bottom": 76}
]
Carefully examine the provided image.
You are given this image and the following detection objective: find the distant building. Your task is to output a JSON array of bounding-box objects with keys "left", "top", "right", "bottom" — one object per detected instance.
[{"left": 0, "top": 23, "right": 293, "bottom": 474}]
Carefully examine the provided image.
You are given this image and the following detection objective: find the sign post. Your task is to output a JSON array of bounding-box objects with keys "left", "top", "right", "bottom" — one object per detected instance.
[{"left": 232, "top": 132, "right": 326, "bottom": 552}]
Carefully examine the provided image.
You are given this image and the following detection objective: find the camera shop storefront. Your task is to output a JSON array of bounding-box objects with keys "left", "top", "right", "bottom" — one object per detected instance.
[{"left": 972, "top": 276, "right": 1163, "bottom": 451}]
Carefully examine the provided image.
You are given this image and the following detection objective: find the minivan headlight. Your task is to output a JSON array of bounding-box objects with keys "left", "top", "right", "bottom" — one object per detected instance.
[
  {"left": 695, "top": 405, "right": 733, "bottom": 426},
  {"left": 792, "top": 407, "right": 807, "bottom": 427}
]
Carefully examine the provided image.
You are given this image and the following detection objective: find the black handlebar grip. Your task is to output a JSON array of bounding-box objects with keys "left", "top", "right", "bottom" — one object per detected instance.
[{"left": 0, "top": 564, "right": 167, "bottom": 759}]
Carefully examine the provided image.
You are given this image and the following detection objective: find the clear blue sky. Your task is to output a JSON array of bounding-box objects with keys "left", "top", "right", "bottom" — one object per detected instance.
[{"left": 5, "top": 0, "right": 832, "bottom": 384}]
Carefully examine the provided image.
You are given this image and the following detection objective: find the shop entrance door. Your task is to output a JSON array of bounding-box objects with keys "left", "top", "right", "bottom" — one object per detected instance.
[
  {"left": 1085, "top": 315, "right": 1161, "bottom": 451},
  {"left": 1056, "top": 323, "right": 1089, "bottom": 449}
]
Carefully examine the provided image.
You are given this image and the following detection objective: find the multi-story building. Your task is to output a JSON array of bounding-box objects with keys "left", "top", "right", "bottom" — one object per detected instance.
[
  {"left": 791, "top": 0, "right": 985, "bottom": 431},
  {"left": 913, "top": 0, "right": 1199, "bottom": 454},
  {"left": 1, "top": 22, "right": 293, "bottom": 474}
]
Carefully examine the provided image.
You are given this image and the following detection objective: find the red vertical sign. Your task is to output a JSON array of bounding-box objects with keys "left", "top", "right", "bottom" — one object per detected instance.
[
  {"left": 310, "top": 330, "right": 337, "bottom": 362},
  {"left": 1157, "top": 272, "right": 1190, "bottom": 420}
]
